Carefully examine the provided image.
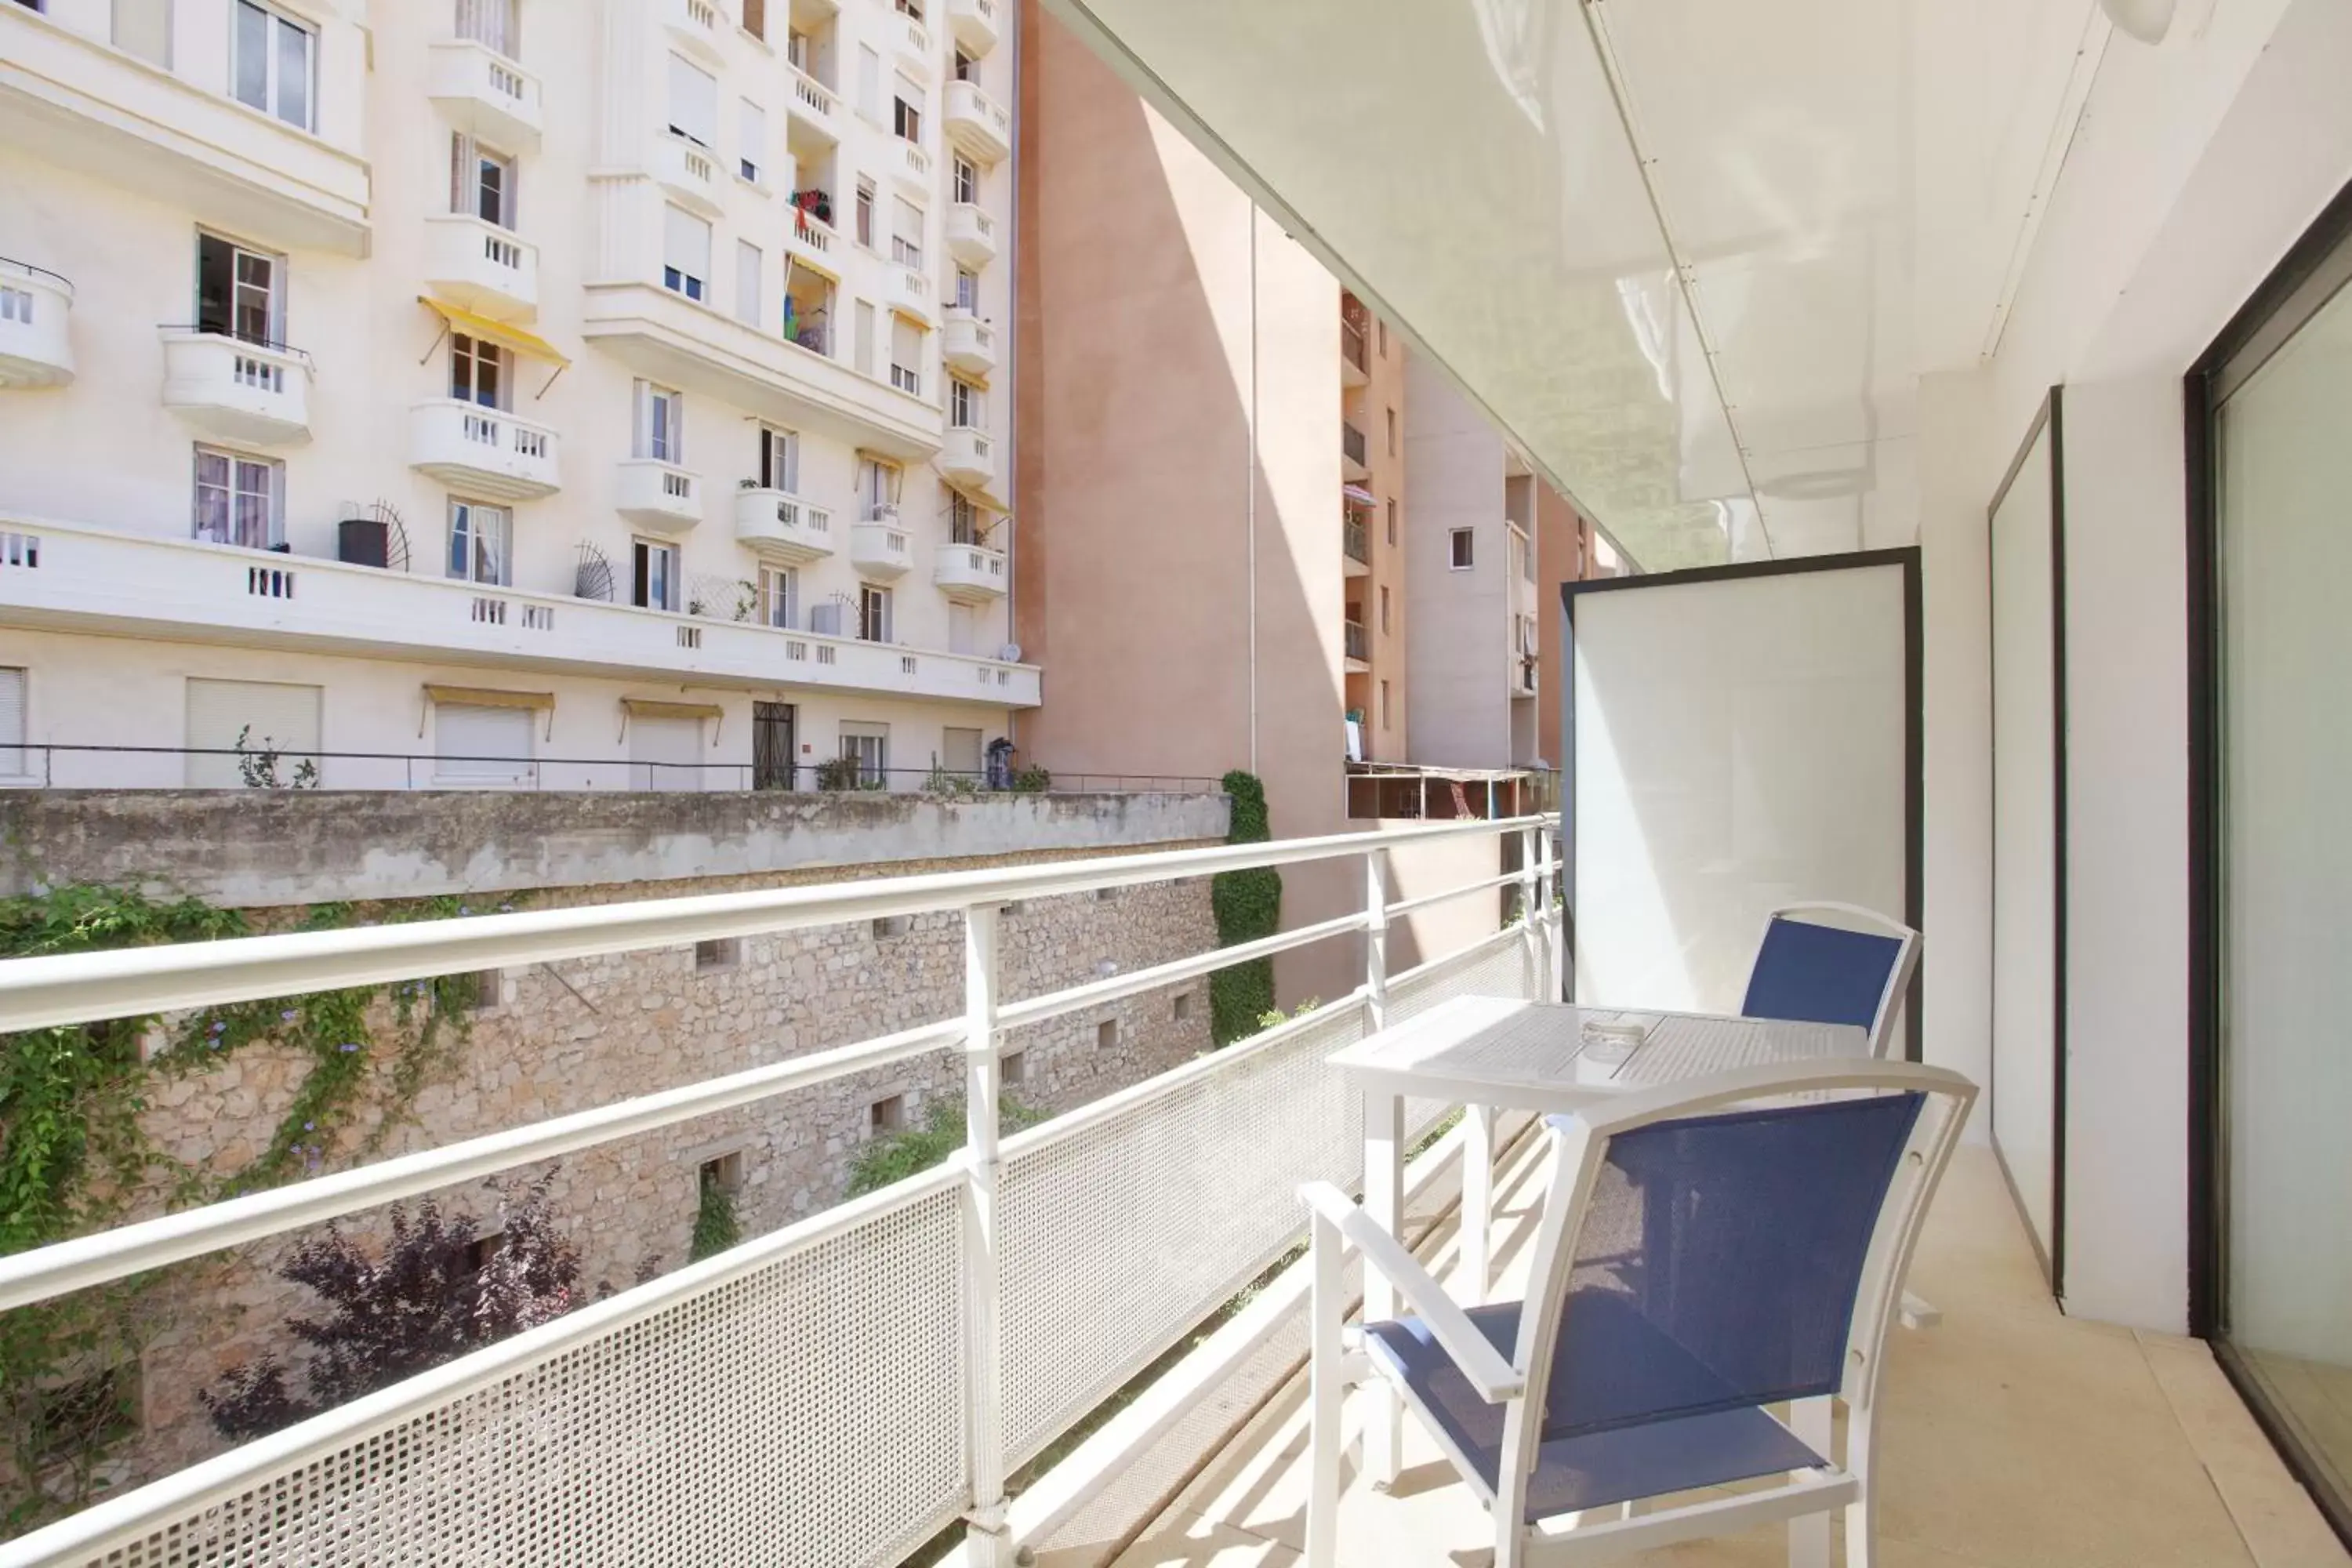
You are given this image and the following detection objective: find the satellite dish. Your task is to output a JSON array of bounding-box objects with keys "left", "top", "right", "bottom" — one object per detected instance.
[
  {"left": 2099, "top": 0, "right": 2174, "bottom": 43},
  {"left": 998, "top": 642, "right": 1022, "bottom": 662}
]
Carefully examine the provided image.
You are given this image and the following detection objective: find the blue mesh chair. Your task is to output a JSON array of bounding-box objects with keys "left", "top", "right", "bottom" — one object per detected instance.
[
  {"left": 1741, "top": 902, "right": 1921, "bottom": 1059},
  {"left": 1300, "top": 1060, "right": 1975, "bottom": 1567}
]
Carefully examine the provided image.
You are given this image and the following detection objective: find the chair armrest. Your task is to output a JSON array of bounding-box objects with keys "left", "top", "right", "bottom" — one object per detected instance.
[{"left": 1298, "top": 1181, "right": 1523, "bottom": 1401}]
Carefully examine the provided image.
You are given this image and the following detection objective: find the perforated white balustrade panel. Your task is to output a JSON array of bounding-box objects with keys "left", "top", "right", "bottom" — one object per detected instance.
[
  {"left": 995, "top": 1005, "right": 1368, "bottom": 1466},
  {"left": 1389, "top": 927, "right": 1534, "bottom": 1139},
  {"left": 82, "top": 1185, "right": 966, "bottom": 1568}
]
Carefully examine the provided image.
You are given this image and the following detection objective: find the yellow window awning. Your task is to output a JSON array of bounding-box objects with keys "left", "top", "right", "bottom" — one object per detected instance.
[
  {"left": 425, "top": 684, "right": 555, "bottom": 712},
  {"left": 417, "top": 296, "right": 571, "bottom": 367},
  {"left": 621, "top": 698, "right": 724, "bottom": 723}
]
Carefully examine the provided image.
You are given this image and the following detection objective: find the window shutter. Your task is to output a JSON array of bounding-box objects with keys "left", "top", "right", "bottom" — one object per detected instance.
[
  {"left": 185, "top": 678, "right": 323, "bottom": 789},
  {"left": 630, "top": 716, "right": 703, "bottom": 792},
  {"left": 664, "top": 205, "right": 712, "bottom": 280},
  {"left": 434, "top": 703, "right": 535, "bottom": 781},
  {"left": 735, "top": 240, "right": 761, "bottom": 326},
  {"left": 0, "top": 668, "right": 26, "bottom": 774},
  {"left": 893, "top": 196, "right": 921, "bottom": 245},
  {"left": 891, "top": 316, "right": 920, "bottom": 369},
  {"left": 739, "top": 100, "right": 765, "bottom": 176},
  {"left": 669, "top": 53, "right": 718, "bottom": 144}
]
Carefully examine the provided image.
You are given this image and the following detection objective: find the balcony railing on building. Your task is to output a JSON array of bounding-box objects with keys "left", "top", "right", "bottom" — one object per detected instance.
[
  {"left": 1341, "top": 296, "right": 1370, "bottom": 387},
  {"left": 1341, "top": 420, "right": 1369, "bottom": 477},
  {"left": 0, "top": 256, "right": 74, "bottom": 388},
  {"left": 1343, "top": 761, "right": 1559, "bottom": 821},
  {"left": 1343, "top": 517, "right": 1369, "bottom": 573},
  {"left": 1343, "top": 618, "right": 1369, "bottom": 664}
]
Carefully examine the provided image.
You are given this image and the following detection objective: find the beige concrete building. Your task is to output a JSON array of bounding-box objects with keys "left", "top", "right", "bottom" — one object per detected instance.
[{"left": 1341, "top": 290, "right": 1409, "bottom": 761}]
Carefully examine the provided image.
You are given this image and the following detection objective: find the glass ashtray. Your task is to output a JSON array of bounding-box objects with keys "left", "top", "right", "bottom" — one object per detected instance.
[{"left": 1578, "top": 1018, "right": 1649, "bottom": 1065}]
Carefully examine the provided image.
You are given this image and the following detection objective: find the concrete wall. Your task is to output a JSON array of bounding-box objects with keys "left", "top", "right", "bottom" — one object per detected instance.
[
  {"left": 0, "top": 786, "right": 1232, "bottom": 905},
  {"left": 1011, "top": 5, "right": 1356, "bottom": 1007},
  {"left": 1402, "top": 356, "right": 1508, "bottom": 767}
]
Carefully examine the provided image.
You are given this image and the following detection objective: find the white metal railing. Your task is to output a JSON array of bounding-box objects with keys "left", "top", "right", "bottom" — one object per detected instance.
[{"left": 0, "top": 818, "right": 1563, "bottom": 1568}]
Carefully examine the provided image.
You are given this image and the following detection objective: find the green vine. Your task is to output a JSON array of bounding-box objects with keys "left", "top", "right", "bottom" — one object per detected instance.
[
  {"left": 1209, "top": 771, "right": 1282, "bottom": 1045},
  {"left": 0, "top": 884, "right": 497, "bottom": 1536}
]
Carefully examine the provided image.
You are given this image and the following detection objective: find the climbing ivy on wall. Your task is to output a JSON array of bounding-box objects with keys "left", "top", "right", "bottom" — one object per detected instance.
[
  {"left": 0, "top": 884, "right": 488, "bottom": 1537},
  {"left": 1209, "top": 771, "right": 1282, "bottom": 1045}
]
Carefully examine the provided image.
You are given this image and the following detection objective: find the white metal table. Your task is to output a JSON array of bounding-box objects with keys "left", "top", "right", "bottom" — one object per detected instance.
[{"left": 1323, "top": 991, "right": 1875, "bottom": 1535}]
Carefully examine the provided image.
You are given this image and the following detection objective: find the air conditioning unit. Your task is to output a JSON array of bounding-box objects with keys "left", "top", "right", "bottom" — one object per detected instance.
[{"left": 809, "top": 602, "right": 844, "bottom": 636}]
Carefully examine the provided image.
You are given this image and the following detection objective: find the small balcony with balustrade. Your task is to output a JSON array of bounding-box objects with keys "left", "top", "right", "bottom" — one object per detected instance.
[
  {"left": 0, "top": 259, "right": 73, "bottom": 389},
  {"left": 942, "top": 310, "right": 996, "bottom": 376},
  {"left": 423, "top": 216, "right": 539, "bottom": 321},
  {"left": 158, "top": 328, "right": 313, "bottom": 445},
  {"left": 948, "top": 0, "right": 1000, "bottom": 56},
  {"left": 934, "top": 539, "right": 1007, "bottom": 603},
  {"left": 425, "top": 37, "right": 543, "bottom": 151},
  {"left": 850, "top": 509, "right": 914, "bottom": 577},
  {"left": 734, "top": 485, "right": 835, "bottom": 563},
  {"left": 941, "top": 425, "right": 995, "bottom": 489},
  {"left": 654, "top": 132, "right": 725, "bottom": 218},
  {"left": 946, "top": 201, "right": 999, "bottom": 268},
  {"left": 615, "top": 459, "right": 704, "bottom": 532},
  {"left": 408, "top": 399, "right": 561, "bottom": 499},
  {"left": 663, "top": 0, "right": 726, "bottom": 64},
  {"left": 945, "top": 78, "right": 1012, "bottom": 165}
]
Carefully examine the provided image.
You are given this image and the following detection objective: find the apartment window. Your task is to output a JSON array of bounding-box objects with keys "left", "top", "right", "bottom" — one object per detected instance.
[
  {"left": 1386, "top": 497, "right": 1398, "bottom": 546},
  {"left": 855, "top": 178, "right": 877, "bottom": 248},
  {"left": 447, "top": 499, "right": 511, "bottom": 585},
  {"left": 668, "top": 53, "right": 718, "bottom": 147},
  {"left": 953, "top": 49, "right": 976, "bottom": 83},
  {"left": 854, "top": 299, "right": 877, "bottom": 376},
  {"left": 192, "top": 447, "right": 281, "bottom": 550},
  {"left": 449, "top": 333, "right": 507, "bottom": 408},
  {"left": 857, "top": 583, "right": 892, "bottom": 643},
  {"left": 1379, "top": 584, "right": 1390, "bottom": 633},
  {"left": 949, "top": 490, "right": 979, "bottom": 545},
  {"left": 948, "top": 376, "right": 982, "bottom": 429},
  {"left": 1377, "top": 318, "right": 1388, "bottom": 358},
  {"left": 694, "top": 938, "right": 739, "bottom": 971},
  {"left": 895, "top": 0, "right": 923, "bottom": 19},
  {"left": 456, "top": 0, "right": 517, "bottom": 57},
  {"left": 869, "top": 1094, "right": 905, "bottom": 1134},
  {"left": 233, "top": 1, "right": 313, "bottom": 130},
  {"left": 735, "top": 239, "right": 762, "bottom": 327},
  {"left": 738, "top": 100, "right": 766, "bottom": 185},
  {"left": 889, "top": 317, "right": 921, "bottom": 397},
  {"left": 953, "top": 267, "right": 978, "bottom": 312},
  {"left": 1380, "top": 679, "right": 1392, "bottom": 730},
  {"left": 757, "top": 563, "right": 798, "bottom": 629},
  {"left": 759, "top": 425, "right": 799, "bottom": 492},
  {"left": 1097, "top": 1019, "right": 1118, "bottom": 1051},
  {"left": 1449, "top": 528, "right": 1474, "bottom": 569},
  {"left": 952, "top": 153, "right": 977, "bottom": 205},
  {"left": 0, "top": 667, "right": 27, "bottom": 779},
  {"left": 739, "top": 0, "right": 764, "bottom": 41},
  {"left": 662, "top": 204, "right": 710, "bottom": 301},
  {"left": 857, "top": 44, "right": 882, "bottom": 121},
  {"left": 635, "top": 381, "right": 684, "bottom": 463},
  {"left": 891, "top": 196, "right": 924, "bottom": 267},
  {"left": 194, "top": 233, "right": 279, "bottom": 345},
  {"left": 786, "top": 27, "right": 811, "bottom": 70},
  {"left": 858, "top": 456, "right": 902, "bottom": 514},
  {"left": 451, "top": 135, "right": 515, "bottom": 227},
  {"left": 434, "top": 702, "right": 535, "bottom": 782},
  {"left": 1385, "top": 406, "right": 1397, "bottom": 456},
  {"left": 893, "top": 74, "right": 922, "bottom": 142},
  {"left": 841, "top": 720, "right": 889, "bottom": 784},
  {"left": 632, "top": 538, "right": 681, "bottom": 612}
]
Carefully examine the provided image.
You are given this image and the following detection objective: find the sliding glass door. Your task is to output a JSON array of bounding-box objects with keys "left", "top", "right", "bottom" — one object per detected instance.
[{"left": 2201, "top": 195, "right": 2352, "bottom": 1533}]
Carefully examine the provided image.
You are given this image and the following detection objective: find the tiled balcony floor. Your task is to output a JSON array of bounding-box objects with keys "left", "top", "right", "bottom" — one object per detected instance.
[{"left": 1097, "top": 1141, "right": 2349, "bottom": 1568}]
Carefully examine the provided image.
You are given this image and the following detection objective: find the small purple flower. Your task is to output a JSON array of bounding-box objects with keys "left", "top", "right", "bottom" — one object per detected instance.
[
  {"left": 459, "top": 906, "right": 473, "bottom": 916},
  {"left": 208, "top": 1021, "right": 226, "bottom": 1035},
  {"left": 280, "top": 1009, "right": 297, "bottom": 1022},
  {"left": 339, "top": 1042, "right": 359, "bottom": 1054},
  {"left": 498, "top": 903, "right": 513, "bottom": 913},
  {"left": 303, "top": 1121, "right": 314, "bottom": 1131}
]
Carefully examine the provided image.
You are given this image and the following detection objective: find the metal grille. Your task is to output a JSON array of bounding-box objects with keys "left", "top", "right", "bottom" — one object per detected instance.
[
  {"left": 995, "top": 1006, "right": 1367, "bottom": 1465},
  {"left": 83, "top": 1186, "right": 967, "bottom": 1568}
]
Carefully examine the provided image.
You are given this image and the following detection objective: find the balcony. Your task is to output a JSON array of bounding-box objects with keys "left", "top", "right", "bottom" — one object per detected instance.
[
  {"left": 1344, "top": 617, "right": 1370, "bottom": 670},
  {"left": 0, "top": 259, "right": 73, "bottom": 388},
  {"left": 941, "top": 425, "right": 996, "bottom": 488},
  {"left": 942, "top": 310, "right": 997, "bottom": 376},
  {"left": 653, "top": 132, "right": 725, "bottom": 218},
  {"left": 663, "top": 0, "right": 727, "bottom": 64},
  {"left": 946, "top": 201, "right": 999, "bottom": 267},
  {"left": 733, "top": 486, "right": 835, "bottom": 562},
  {"left": 408, "top": 398, "right": 561, "bottom": 499},
  {"left": 945, "top": 78, "right": 1012, "bottom": 164},
  {"left": 1341, "top": 317, "right": 1370, "bottom": 389},
  {"left": 158, "top": 328, "right": 312, "bottom": 445},
  {"left": 892, "top": 136, "right": 932, "bottom": 193},
  {"left": 785, "top": 206, "right": 840, "bottom": 272},
  {"left": 934, "top": 541, "right": 1007, "bottom": 602},
  {"left": 425, "top": 39, "right": 543, "bottom": 151},
  {"left": 785, "top": 64, "right": 841, "bottom": 141},
  {"left": 850, "top": 514, "right": 914, "bottom": 577},
  {"left": 580, "top": 281, "right": 945, "bottom": 459},
  {"left": 885, "top": 263, "right": 934, "bottom": 325},
  {"left": 948, "top": 0, "right": 1000, "bottom": 56},
  {"left": 1343, "top": 516, "right": 1369, "bottom": 576},
  {"left": 0, "top": 516, "right": 1042, "bottom": 710},
  {"left": 1342, "top": 419, "right": 1370, "bottom": 481},
  {"left": 0, "top": 2, "right": 369, "bottom": 255},
  {"left": 423, "top": 216, "right": 539, "bottom": 321},
  {"left": 898, "top": 12, "right": 933, "bottom": 67},
  {"left": 614, "top": 459, "right": 704, "bottom": 532}
]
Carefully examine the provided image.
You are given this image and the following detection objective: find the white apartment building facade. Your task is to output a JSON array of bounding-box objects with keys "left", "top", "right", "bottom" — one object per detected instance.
[{"left": 0, "top": 0, "right": 1028, "bottom": 792}]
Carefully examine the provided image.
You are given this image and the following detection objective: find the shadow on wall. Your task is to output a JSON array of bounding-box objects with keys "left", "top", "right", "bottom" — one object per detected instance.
[{"left": 1016, "top": 4, "right": 1355, "bottom": 1007}]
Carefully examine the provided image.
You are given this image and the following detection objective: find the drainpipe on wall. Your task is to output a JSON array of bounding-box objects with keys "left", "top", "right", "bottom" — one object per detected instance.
[
  {"left": 1004, "top": 7, "right": 1025, "bottom": 760},
  {"left": 1247, "top": 207, "right": 1260, "bottom": 777}
]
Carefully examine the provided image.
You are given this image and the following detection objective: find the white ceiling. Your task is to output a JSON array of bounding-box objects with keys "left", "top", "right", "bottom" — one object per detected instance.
[{"left": 1045, "top": 0, "right": 2117, "bottom": 570}]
